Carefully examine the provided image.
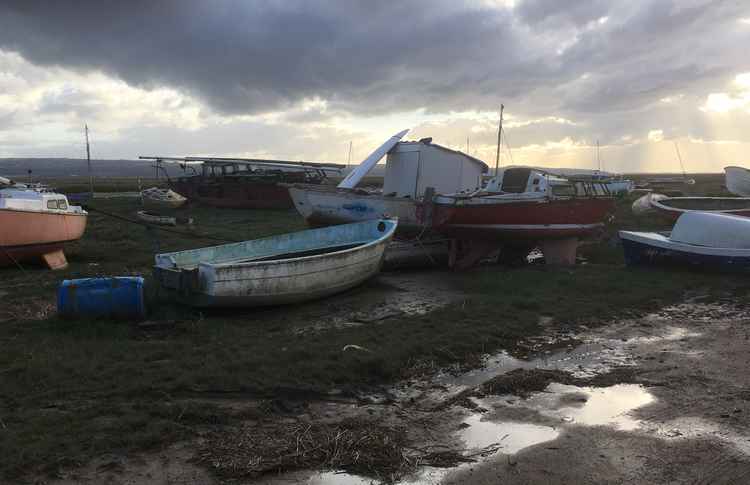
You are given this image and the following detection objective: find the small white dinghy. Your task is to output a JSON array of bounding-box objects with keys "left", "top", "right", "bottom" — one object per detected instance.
[
  {"left": 141, "top": 187, "right": 187, "bottom": 209},
  {"left": 154, "top": 218, "right": 397, "bottom": 307},
  {"left": 725, "top": 166, "right": 750, "bottom": 197},
  {"left": 136, "top": 210, "right": 193, "bottom": 227},
  {"left": 631, "top": 193, "right": 667, "bottom": 216},
  {"left": 620, "top": 211, "right": 750, "bottom": 271}
]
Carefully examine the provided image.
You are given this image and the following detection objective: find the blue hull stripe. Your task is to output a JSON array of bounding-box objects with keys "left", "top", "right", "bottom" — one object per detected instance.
[{"left": 622, "top": 238, "right": 750, "bottom": 271}]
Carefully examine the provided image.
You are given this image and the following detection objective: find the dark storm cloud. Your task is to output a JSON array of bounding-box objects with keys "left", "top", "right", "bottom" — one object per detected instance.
[
  {"left": 0, "top": 0, "right": 748, "bottom": 128},
  {"left": 0, "top": 1, "right": 525, "bottom": 115}
]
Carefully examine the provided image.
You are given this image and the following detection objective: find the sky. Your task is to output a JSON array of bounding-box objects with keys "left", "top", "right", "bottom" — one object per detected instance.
[{"left": 0, "top": 0, "right": 749, "bottom": 173}]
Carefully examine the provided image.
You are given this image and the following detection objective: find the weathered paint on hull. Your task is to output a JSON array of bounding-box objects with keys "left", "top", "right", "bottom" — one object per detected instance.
[
  {"left": 190, "top": 249, "right": 386, "bottom": 307},
  {"left": 169, "top": 180, "right": 294, "bottom": 209},
  {"left": 0, "top": 209, "right": 87, "bottom": 268},
  {"left": 288, "top": 185, "right": 424, "bottom": 234},
  {"left": 154, "top": 219, "right": 397, "bottom": 307},
  {"left": 621, "top": 237, "right": 750, "bottom": 272},
  {"left": 432, "top": 198, "right": 615, "bottom": 241}
]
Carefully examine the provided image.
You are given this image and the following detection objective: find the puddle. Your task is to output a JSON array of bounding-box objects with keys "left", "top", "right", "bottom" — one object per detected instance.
[
  {"left": 306, "top": 471, "right": 376, "bottom": 484},
  {"left": 629, "top": 326, "right": 702, "bottom": 343},
  {"left": 434, "top": 323, "right": 702, "bottom": 395},
  {"left": 459, "top": 414, "right": 560, "bottom": 453},
  {"left": 436, "top": 341, "right": 631, "bottom": 391},
  {"left": 497, "top": 383, "right": 655, "bottom": 431}
]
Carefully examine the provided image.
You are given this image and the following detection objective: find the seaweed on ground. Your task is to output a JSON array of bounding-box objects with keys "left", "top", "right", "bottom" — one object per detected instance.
[{"left": 196, "top": 417, "right": 468, "bottom": 483}]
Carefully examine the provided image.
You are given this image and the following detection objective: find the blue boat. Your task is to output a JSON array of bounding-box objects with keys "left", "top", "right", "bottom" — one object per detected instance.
[
  {"left": 620, "top": 211, "right": 750, "bottom": 271},
  {"left": 154, "top": 218, "right": 397, "bottom": 307}
]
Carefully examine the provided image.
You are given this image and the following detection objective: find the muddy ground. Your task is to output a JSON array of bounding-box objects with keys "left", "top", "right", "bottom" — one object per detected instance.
[
  {"left": 6, "top": 191, "right": 750, "bottom": 484},
  {"left": 39, "top": 294, "right": 750, "bottom": 485}
]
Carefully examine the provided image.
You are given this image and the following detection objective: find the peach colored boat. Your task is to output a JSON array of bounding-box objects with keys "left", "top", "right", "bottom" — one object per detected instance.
[{"left": 0, "top": 184, "right": 87, "bottom": 269}]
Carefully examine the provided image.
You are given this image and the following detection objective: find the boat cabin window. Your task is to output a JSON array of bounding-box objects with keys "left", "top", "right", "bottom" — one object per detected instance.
[
  {"left": 551, "top": 184, "right": 576, "bottom": 196},
  {"left": 501, "top": 167, "right": 532, "bottom": 193},
  {"left": 47, "top": 199, "right": 58, "bottom": 210},
  {"left": 58, "top": 199, "right": 68, "bottom": 210}
]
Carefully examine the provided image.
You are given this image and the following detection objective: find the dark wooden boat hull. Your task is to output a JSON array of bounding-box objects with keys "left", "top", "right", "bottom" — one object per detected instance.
[{"left": 168, "top": 179, "right": 295, "bottom": 209}]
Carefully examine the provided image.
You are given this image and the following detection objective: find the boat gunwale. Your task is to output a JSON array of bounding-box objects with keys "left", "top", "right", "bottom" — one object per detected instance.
[
  {"left": 204, "top": 220, "right": 396, "bottom": 271},
  {"left": 0, "top": 206, "right": 88, "bottom": 217},
  {"left": 619, "top": 230, "right": 750, "bottom": 256},
  {"left": 155, "top": 218, "right": 397, "bottom": 271},
  {"left": 651, "top": 196, "right": 750, "bottom": 214}
]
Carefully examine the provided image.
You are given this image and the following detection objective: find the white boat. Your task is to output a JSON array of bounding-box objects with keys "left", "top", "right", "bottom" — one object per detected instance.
[
  {"left": 725, "top": 166, "right": 750, "bottom": 196},
  {"left": 646, "top": 195, "right": 750, "bottom": 222},
  {"left": 0, "top": 182, "right": 87, "bottom": 269},
  {"left": 288, "top": 184, "right": 423, "bottom": 232},
  {"left": 631, "top": 193, "right": 667, "bottom": 216},
  {"left": 536, "top": 168, "right": 634, "bottom": 195},
  {"left": 153, "top": 218, "right": 397, "bottom": 307},
  {"left": 136, "top": 210, "right": 193, "bottom": 227},
  {"left": 620, "top": 211, "right": 750, "bottom": 271},
  {"left": 141, "top": 187, "right": 187, "bottom": 209},
  {"left": 289, "top": 137, "right": 488, "bottom": 235}
]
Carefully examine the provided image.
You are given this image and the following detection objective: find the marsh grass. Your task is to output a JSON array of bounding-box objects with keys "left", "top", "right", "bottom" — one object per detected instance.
[{"left": 2, "top": 178, "right": 747, "bottom": 479}]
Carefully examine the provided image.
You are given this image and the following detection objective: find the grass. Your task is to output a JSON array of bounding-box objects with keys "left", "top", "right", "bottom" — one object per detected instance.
[{"left": 2, "top": 176, "right": 748, "bottom": 479}]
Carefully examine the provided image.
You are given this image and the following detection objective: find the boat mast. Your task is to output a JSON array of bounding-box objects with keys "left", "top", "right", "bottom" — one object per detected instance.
[
  {"left": 346, "top": 140, "right": 352, "bottom": 170},
  {"left": 674, "top": 141, "right": 687, "bottom": 180},
  {"left": 494, "top": 104, "right": 504, "bottom": 176},
  {"left": 597, "top": 140, "right": 602, "bottom": 173},
  {"left": 85, "top": 124, "right": 93, "bottom": 196}
]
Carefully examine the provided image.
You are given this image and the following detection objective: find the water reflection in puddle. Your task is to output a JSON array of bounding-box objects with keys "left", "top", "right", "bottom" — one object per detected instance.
[
  {"left": 437, "top": 325, "right": 699, "bottom": 392},
  {"left": 306, "top": 471, "right": 375, "bottom": 484},
  {"left": 544, "top": 383, "right": 654, "bottom": 430},
  {"left": 457, "top": 384, "right": 653, "bottom": 455},
  {"left": 459, "top": 415, "right": 560, "bottom": 452}
]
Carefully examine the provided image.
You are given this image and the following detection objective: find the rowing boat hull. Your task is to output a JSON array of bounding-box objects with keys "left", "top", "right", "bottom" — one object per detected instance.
[
  {"left": 0, "top": 209, "right": 87, "bottom": 268},
  {"left": 650, "top": 197, "right": 750, "bottom": 222},
  {"left": 154, "top": 219, "right": 397, "bottom": 307}
]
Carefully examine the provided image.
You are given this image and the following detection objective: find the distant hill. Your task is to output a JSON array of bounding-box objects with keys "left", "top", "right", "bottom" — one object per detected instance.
[
  {"left": 0, "top": 158, "right": 385, "bottom": 179},
  {"left": 0, "top": 158, "right": 159, "bottom": 178}
]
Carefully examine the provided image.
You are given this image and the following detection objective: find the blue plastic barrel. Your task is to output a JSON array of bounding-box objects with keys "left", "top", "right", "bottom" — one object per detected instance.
[{"left": 57, "top": 277, "right": 146, "bottom": 320}]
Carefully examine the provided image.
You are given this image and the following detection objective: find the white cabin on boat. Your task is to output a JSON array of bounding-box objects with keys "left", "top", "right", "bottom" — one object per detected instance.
[
  {"left": 0, "top": 188, "right": 82, "bottom": 214},
  {"left": 382, "top": 140, "right": 488, "bottom": 199}
]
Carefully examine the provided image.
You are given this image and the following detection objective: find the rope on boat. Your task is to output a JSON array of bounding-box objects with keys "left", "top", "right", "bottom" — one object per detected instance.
[
  {"left": 0, "top": 245, "right": 26, "bottom": 273},
  {"left": 86, "top": 206, "right": 241, "bottom": 243}
]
